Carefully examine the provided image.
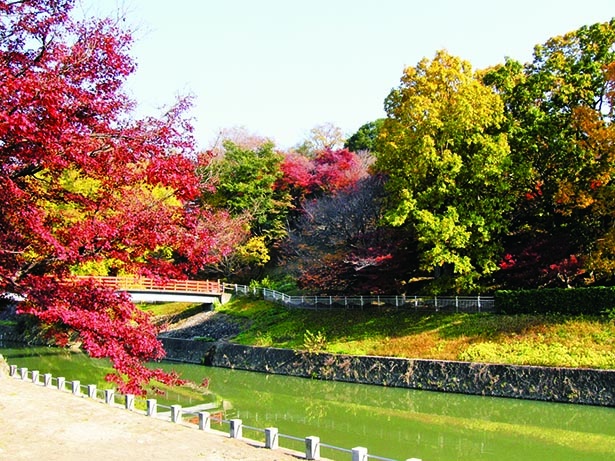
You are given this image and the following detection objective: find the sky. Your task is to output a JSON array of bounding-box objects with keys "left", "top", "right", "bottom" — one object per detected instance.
[{"left": 78, "top": 0, "right": 615, "bottom": 150}]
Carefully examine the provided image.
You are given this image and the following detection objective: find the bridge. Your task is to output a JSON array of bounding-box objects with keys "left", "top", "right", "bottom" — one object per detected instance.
[{"left": 78, "top": 276, "right": 229, "bottom": 304}]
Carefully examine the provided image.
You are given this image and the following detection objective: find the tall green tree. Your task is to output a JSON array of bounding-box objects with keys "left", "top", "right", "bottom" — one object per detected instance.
[
  {"left": 345, "top": 119, "right": 385, "bottom": 153},
  {"left": 375, "top": 50, "right": 512, "bottom": 292},
  {"left": 200, "top": 140, "right": 291, "bottom": 244}
]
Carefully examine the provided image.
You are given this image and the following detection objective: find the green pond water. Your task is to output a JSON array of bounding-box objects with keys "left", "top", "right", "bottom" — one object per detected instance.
[{"left": 2, "top": 344, "right": 615, "bottom": 461}]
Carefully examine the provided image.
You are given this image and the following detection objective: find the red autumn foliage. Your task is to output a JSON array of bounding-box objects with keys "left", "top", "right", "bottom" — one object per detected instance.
[
  {"left": 280, "top": 152, "right": 313, "bottom": 190},
  {"left": 295, "top": 234, "right": 413, "bottom": 295},
  {"left": 524, "top": 182, "right": 543, "bottom": 201},
  {"left": 312, "top": 148, "right": 366, "bottom": 194},
  {"left": 0, "top": 0, "right": 236, "bottom": 394},
  {"left": 496, "top": 232, "right": 587, "bottom": 289},
  {"left": 545, "top": 254, "right": 585, "bottom": 288},
  {"left": 278, "top": 148, "right": 368, "bottom": 201}
]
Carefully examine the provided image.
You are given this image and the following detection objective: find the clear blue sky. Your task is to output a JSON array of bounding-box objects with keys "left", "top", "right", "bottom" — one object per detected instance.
[{"left": 78, "top": 0, "right": 614, "bottom": 150}]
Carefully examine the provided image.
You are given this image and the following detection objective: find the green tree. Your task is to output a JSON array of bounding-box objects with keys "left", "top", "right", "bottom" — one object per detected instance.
[
  {"left": 200, "top": 140, "right": 291, "bottom": 243},
  {"left": 375, "top": 50, "right": 512, "bottom": 292},
  {"left": 345, "top": 119, "right": 385, "bottom": 153}
]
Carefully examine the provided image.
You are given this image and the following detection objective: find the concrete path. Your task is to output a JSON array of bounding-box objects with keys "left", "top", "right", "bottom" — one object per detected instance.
[{"left": 0, "top": 366, "right": 303, "bottom": 461}]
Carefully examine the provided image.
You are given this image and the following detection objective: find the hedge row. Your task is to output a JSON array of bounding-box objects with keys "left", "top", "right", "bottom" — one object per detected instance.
[{"left": 494, "top": 287, "right": 615, "bottom": 315}]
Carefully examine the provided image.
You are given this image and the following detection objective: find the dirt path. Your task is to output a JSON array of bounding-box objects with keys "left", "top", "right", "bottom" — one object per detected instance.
[
  {"left": 159, "top": 310, "right": 243, "bottom": 341},
  {"left": 0, "top": 362, "right": 303, "bottom": 461}
]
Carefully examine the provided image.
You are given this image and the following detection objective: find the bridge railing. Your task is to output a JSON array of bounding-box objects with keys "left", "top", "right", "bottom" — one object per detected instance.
[
  {"left": 75, "top": 276, "right": 223, "bottom": 295},
  {"left": 223, "top": 284, "right": 494, "bottom": 313}
]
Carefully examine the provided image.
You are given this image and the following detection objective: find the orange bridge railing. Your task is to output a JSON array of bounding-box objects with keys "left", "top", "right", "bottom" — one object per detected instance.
[{"left": 75, "top": 276, "right": 223, "bottom": 295}]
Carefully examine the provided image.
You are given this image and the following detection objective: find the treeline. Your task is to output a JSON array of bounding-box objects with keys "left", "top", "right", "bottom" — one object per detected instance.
[{"left": 196, "top": 19, "right": 615, "bottom": 295}]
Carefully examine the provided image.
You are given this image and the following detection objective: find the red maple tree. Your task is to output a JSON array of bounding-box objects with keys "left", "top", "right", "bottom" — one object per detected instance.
[
  {"left": 0, "top": 0, "right": 234, "bottom": 394},
  {"left": 278, "top": 147, "right": 368, "bottom": 201}
]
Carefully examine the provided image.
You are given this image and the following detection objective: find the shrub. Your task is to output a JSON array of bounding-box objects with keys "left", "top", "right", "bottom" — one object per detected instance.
[
  {"left": 303, "top": 329, "right": 327, "bottom": 352},
  {"left": 495, "top": 287, "right": 615, "bottom": 315},
  {"left": 250, "top": 275, "right": 298, "bottom": 294}
]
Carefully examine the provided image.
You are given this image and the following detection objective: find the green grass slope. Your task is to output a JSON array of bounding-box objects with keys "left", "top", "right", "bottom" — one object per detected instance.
[{"left": 212, "top": 297, "right": 615, "bottom": 370}]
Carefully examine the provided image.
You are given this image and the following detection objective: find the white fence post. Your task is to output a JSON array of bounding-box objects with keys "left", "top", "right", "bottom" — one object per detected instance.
[
  {"left": 125, "top": 394, "right": 135, "bottom": 411},
  {"left": 305, "top": 436, "right": 320, "bottom": 460},
  {"left": 265, "top": 427, "right": 278, "bottom": 449},
  {"left": 198, "top": 411, "right": 210, "bottom": 430},
  {"left": 44, "top": 373, "right": 52, "bottom": 387},
  {"left": 229, "top": 419, "right": 243, "bottom": 439},
  {"left": 104, "top": 389, "right": 114, "bottom": 405},
  {"left": 352, "top": 447, "right": 368, "bottom": 461},
  {"left": 20, "top": 367, "right": 28, "bottom": 380},
  {"left": 71, "top": 380, "right": 80, "bottom": 396},
  {"left": 146, "top": 399, "right": 157, "bottom": 417},
  {"left": 31, "top": 370, "right": 39, "bottom": 384},
  {"left": 57, "top": 377, "right": 65, "bottom": 391},
  {"left": 87, "top": 384, "right": 97, "bottom": 399},
  {"left": 9, "top": 364, "right": 17, "bottom": 377},
  {"left": 171, "top": 404, "right": 182, "bottom": 423}
]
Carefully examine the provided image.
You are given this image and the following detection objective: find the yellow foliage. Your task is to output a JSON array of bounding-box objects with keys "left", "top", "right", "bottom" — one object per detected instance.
[
  {"left": 237, "top": 236, "right": 270, "bottom": 266},
  {"left": 376, "top": 49, "right": 511, "bottom": 289},
  {"left": 588, "top": 227, "right": 615, "bottom": 276},
  {"left": 71, "top": 259, "right": 120, "bottom": 276},
  {"left": 59, "top": 169, "right": 102, "bottom": 197}
]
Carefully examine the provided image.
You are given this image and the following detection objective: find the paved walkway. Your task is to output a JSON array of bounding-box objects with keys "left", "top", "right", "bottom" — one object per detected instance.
[{"left": 0, "top": 363, "right": 303, "bottom": 461}]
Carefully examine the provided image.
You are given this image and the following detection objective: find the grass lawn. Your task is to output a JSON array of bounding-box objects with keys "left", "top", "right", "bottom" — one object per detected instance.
[{"left": 213, "top": 297, "right": 615, "bottom": 370}]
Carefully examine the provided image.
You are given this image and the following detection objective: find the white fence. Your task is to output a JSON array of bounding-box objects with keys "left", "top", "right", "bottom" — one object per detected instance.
[
  {"left": 9, "top": 365, "right": 421, "bottom": 461},
  {"left": 223, "top": 284, "right": 494, "bottom": 313}
]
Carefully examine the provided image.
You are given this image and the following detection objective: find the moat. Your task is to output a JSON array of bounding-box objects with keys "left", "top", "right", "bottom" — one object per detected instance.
[{"left": 2, "top": 344, "right": 615, "bottom": 461}]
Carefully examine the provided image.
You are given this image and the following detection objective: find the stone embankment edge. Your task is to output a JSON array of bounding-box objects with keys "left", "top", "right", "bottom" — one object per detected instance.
[{"left": 160, "top": 337, "right": 615, "bottom": 407}]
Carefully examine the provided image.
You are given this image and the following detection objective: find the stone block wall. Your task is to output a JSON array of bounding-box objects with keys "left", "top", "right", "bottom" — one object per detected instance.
[
  {"left": 162, "top": 341, "right": 615, "bottom": 407},
  {"left": 159, "top": 337, "right": 216, "bottom": 364}
]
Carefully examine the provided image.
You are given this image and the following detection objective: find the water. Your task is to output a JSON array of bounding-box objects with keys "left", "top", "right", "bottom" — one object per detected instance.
[{"left": 2, "top": 345, "right": 615, "bottom": 461}]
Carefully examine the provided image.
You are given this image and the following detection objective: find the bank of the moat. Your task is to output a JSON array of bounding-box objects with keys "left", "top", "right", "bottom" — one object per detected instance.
[
  {"left": 161, "top": 337, "right": 615, "bottom": 407},
  {"left": 3, "top": 318, "right": 614, "bottom": 407}
]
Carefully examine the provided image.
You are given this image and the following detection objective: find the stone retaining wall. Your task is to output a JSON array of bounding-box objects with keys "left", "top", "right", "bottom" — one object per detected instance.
[
  {"left": 159, "top": 337, "right": 216, "bottom": 363},
  {"left": 161, "top": 339, "right": 615, "bottom": 407}
]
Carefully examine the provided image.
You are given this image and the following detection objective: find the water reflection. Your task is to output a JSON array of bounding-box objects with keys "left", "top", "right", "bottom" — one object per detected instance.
[{"left": 159, "top": 362, "right": 615, "bottom": 461}]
